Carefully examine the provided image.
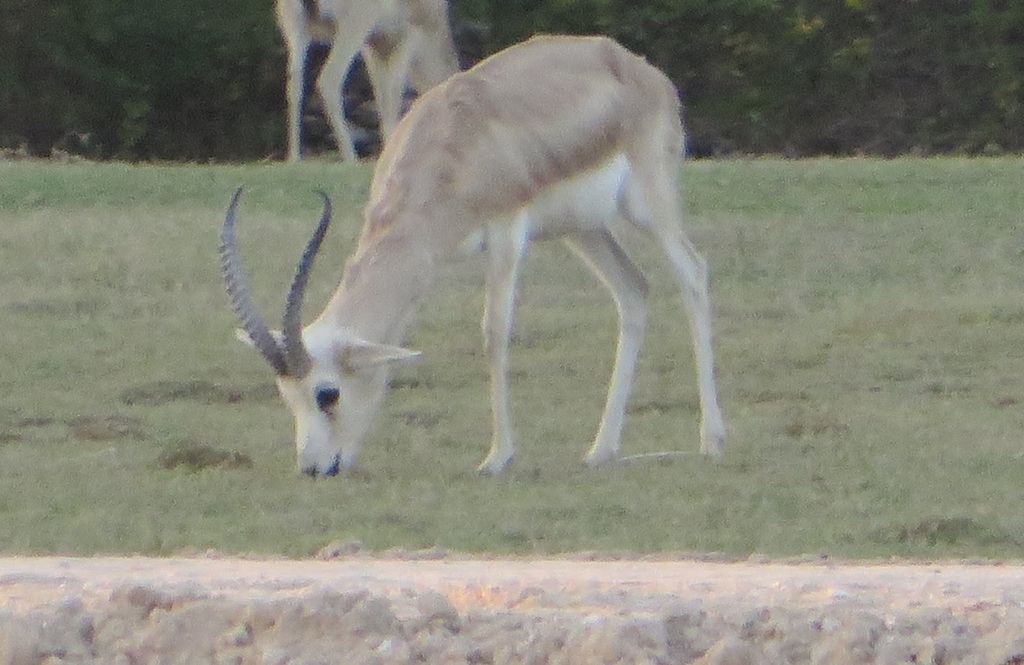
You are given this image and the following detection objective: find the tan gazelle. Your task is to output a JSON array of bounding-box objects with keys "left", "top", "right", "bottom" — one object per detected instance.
[
  {"left": 276, "top": 0, "right": 459, "bottom": 161},
  {"left": 221, "top": 35, "right": 726, "bottom": 476}
]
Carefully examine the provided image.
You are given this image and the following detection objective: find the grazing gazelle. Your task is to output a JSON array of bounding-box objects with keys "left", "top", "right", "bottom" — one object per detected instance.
[
  {"left": 276, "top": 0, "right": 459, "bottom": 161},
  {"left": 221, "top": 35, "right": 726, "bottom": 476}
]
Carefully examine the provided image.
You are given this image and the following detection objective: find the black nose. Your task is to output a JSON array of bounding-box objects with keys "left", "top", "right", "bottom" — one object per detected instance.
[
  {"left": 301, "top": 455, "right": 341, "bottom": 478},
  {"left": 315, "top": 386, "right": 340, "bottom": 411}
]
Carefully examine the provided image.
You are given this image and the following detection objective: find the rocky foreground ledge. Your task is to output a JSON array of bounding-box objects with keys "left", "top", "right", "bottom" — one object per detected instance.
[{"left": 3, "top": 556, "right": 1024, "bottom": 664}]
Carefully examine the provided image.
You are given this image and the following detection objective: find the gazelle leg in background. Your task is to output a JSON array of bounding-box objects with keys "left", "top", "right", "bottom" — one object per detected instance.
[
  {"left": 315, "top": 33, "right": 366, "bottom": 162},
  {"left": 363, "top": 25, "right": 418, "bottom": 141},
  {"left": 280, "top": 16, "right": 311, "bottom": 162},
  {"left": 564, "top": 229, "right": 650, "bottom": 466}
]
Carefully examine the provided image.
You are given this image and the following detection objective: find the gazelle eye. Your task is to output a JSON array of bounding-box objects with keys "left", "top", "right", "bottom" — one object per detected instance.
[{"left": 315, "top": 385, "right": 340, "bottom": 411}]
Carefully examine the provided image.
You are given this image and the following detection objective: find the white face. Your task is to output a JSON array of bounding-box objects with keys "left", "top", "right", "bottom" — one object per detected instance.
[
  {"left": 275, "top": 365, "right": 385, "bottom": 476},
  {"left": 259, "top": 326, "right": 421, "bottom": 476}
]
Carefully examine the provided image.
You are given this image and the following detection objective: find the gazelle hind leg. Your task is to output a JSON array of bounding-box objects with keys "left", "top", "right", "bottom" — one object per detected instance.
[
  {"left": 478, "top": 215, "right": 531, "bottom": 474},
  {"left": 655, "top": 230, "right": 726, "bottom": 457},
  {"left": 622, "top": 160, "right": 726, "bottom": 457},
  {"left": 564, "top": 229, "right": 649, "bottom": 466}
]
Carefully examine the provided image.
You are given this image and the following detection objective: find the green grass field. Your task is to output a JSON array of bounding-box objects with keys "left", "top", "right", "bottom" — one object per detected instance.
[{"left": 1, "top": 158, "right": 1022, "bottom": 559}]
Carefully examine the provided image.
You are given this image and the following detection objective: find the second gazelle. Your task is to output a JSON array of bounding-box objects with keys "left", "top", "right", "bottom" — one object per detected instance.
[{"left": 221, "top": 35, "right": 727, "bottom": 476}]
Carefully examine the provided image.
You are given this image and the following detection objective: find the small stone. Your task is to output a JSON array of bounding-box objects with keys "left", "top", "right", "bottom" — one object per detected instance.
[{"left": 416, "top": 591, "right": 461, "bottom": 631}]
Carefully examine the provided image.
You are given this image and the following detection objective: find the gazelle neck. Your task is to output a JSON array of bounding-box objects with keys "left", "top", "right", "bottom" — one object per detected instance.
[{"left": 316, "top": 229, "right": 438, "bottom": 345}]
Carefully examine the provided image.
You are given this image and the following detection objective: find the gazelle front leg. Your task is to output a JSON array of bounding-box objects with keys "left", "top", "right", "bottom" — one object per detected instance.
[
  {"left": 564, "top": 229, "right": 650, "bottom": 466},
  {"left": 478, "top": 215, "right": 531, "bottom": 475}
]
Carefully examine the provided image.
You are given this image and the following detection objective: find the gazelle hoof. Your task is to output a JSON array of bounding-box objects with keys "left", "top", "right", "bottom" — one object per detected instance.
[
  {"left": 700, "top": 429, "right": 726, "bottom": 459},
  {"left": 476, "top": 454, "right": 514, "bottom": 476},
  {"left": 584, "top": 448, "right": 621, "bottom": 468}
]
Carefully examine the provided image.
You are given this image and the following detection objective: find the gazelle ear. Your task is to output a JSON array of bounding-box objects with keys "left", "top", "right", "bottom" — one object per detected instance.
[
  {"left": 236, "top": 328, "right": 284, "bottom": 348},
  {"left": 339, "top": 339, "right": 422, "bottom": 372}
]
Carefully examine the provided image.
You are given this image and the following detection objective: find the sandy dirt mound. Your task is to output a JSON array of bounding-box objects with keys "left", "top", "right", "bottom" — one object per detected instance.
[{"left": 3, "top": 555, "right": 1024, "bottom": 664}]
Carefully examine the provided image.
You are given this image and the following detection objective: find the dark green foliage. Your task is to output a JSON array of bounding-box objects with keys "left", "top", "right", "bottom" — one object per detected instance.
[
  {"left": 2, "top": 0, "right": 1022, "bottom": 159},
  {"left": 1, "top": 0, "right": 283, "bottom": 160},
  {"left": 456, "top": 0, "right": 1024, "bottom": 157}
]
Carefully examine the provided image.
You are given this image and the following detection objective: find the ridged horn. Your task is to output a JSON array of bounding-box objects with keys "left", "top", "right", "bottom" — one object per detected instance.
[
  {"left": 220, "top": 187, "right": 289, "bottom": 376},
  {"left": 281, "top": 191, "right": 333, "bottom": 378}
]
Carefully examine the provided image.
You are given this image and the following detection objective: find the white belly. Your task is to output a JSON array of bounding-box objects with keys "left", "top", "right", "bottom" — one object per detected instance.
[
  {"left": 525, "top": 152, "right": 630, "bottom": 239},
  {"left": 457, "top": 153, "right": 633, "bottom": 255}
]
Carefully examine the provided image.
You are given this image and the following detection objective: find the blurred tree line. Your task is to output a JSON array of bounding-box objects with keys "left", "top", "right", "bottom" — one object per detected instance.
[{"left": 2, "top": 0, "right": 1022, "bottom": 160}]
